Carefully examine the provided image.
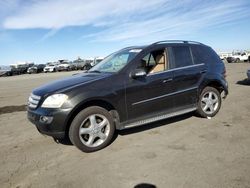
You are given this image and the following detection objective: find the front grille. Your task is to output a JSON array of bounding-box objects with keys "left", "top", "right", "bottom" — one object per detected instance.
[{"left": 28, "top": 93, "right": 41, "bottom": 109}]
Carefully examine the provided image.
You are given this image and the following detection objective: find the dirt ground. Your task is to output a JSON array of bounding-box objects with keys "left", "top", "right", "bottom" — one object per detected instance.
[{"left": 0, "top": 63, "right": 250, "bottom": 188}]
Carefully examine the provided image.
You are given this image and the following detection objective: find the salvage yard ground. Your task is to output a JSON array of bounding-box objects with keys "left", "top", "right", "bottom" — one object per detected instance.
[{"left": 0, "top": 63, "right": 250, "bottom": 188}]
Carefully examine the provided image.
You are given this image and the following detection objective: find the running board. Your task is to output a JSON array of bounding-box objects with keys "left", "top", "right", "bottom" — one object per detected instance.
[{"left": 124, "top": 107, "right": 197, "bottom": 129}]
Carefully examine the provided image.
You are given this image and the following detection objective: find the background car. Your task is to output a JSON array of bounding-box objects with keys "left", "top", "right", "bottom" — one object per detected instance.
[
  {"left": 73, "top": 58, "right": 88, "bottom": 70},
  {"left": 83, "top": 58, "right": 94, "bottom": 70},
  {"left": 27, "top": 64, "right": 45, "bottom": 74},
  {"left": 0, "top": 65, "right": 12, "bottom": 76},
  {"left": 10, "top": 62, "right": 34, "bottom": 75},
  {"left": 43, "top": 63, "right": 58, "bottom": 73},
  {"left": 57, "top": 60, "right": 76, "bottom": 71},
  {"left": 226, "top": 56, "right": 237, "bottom": 63},
  {"left": 90, "top": 57, "right": 104, "bottom": 67},
  {"left": 231, "top": 52, "right": 249, "bottom": 62}
]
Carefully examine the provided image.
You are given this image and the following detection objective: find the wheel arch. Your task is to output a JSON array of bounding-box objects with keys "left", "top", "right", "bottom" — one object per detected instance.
[
  {"left": 64, "top": 99, "right": 120, "bottom": 138},
  {"left": 199, "top": 79, "right": 228, "bottom": 97}
]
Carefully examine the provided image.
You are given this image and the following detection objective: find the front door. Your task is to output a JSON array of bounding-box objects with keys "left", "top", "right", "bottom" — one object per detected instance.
[{"left": 125, "top": 48, "right": 175, "bottom": 121}]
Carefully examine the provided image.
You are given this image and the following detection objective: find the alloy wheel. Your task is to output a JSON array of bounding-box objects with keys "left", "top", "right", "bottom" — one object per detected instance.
[{"left": 79, "top": 114, "right": 110, "bottom": 147}]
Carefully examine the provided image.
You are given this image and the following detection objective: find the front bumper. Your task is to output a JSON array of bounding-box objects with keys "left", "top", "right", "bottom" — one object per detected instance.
[
  {"left": 27, "top": 107, "right": 72, "bottom": 139},
  {"left": 27, "top": 69, "right": 37, "bottom": 73},
  {"left": 44, "top": 68, "right": 54, "bottom": 72}
]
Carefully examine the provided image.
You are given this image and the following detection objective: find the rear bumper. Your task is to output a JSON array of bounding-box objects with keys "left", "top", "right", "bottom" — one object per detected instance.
[
  {"left": 27, "top": 107, "right": 72, "bottom": 139},
  {"left": 220, "top": 78, "right": 229, "bottom": 98}
]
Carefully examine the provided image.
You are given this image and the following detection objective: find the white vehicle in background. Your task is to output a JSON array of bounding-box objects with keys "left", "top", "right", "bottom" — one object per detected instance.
[
  {"left": 231, "top": 52, "right": 249, "bottom": 62},
  {"left": 43, "top": 63, "right": 58, "bottom": 73}
]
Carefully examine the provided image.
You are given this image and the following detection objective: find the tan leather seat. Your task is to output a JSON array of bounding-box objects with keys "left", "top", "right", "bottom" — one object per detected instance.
[{"left": 150, "top": 54, "right": 165, "bottom": 73}]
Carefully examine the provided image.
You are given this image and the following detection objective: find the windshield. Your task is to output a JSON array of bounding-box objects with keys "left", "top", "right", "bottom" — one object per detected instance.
[{"left": 89, "top": 48, "right": 141, "bottom": 73}]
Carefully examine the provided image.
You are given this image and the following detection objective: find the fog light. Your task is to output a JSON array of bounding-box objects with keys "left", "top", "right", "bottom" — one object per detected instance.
[{"left": 39, "top": 116, "right": 53, "bottom": 124}]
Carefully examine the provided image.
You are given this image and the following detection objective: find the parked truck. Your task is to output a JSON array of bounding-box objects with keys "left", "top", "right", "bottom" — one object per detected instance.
[{"left": 231, "top": 52, "right": 249, "bottom": 62}]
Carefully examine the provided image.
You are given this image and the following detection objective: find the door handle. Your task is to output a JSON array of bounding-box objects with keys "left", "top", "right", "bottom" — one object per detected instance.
[
  {"left": 200, "top": 70, "right": 207, "bottom": 74},
  {"left": 163, "top": 78, "right": 173, "bottom": 83}
]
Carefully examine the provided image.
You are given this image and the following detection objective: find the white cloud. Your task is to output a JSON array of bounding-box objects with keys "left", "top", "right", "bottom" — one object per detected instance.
[
  {"left": 3, "top": 0, "right": 166, "bottom": 29},
  {"left": 86, "top": 0, "right": 250, "bottom": 43},
  {"left": 1, "top": 0, "right": 249, "bottom": 42}
]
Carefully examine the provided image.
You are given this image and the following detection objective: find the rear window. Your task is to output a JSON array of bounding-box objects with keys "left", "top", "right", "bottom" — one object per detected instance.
[
  {"left": 191, "top": 45, "right": 221, "bottom": 64},
  {"left": 171, "top": 46, "right": 193, "bottom": 68}
]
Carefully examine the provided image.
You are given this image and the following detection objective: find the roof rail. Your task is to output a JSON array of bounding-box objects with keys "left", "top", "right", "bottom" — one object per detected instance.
[
  {"left": 150, "top": 40, "right": 204, "bottom": 46},
  {"left": 118, "top": 46, "right": 143, "bottom": 52}
]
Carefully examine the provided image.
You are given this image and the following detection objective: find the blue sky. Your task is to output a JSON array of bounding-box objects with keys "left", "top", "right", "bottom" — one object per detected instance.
[{"left": 0, "top": 0, "right": 250, "bottom": 65}]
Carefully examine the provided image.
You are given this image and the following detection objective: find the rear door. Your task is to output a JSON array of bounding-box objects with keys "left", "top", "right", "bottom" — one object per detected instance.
[{"left": 168, "top": 45, "right": 206, "bottom": 110}]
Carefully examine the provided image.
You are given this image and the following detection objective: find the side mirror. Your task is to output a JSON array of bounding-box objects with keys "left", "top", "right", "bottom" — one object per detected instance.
[{"left": 130, "top": 68, "right": 147, "bottom": 79}]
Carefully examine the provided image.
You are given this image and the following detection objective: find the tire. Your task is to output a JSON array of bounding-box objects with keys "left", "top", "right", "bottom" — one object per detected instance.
[
  {"left": 236, "top": 58, "right": 240, "bottom": 63},
  {"left": 69, "top": 106, "right": 115, "bottom": 152},
  {"left": 196, "top": 86, "right": 221, "bottom": 118}
]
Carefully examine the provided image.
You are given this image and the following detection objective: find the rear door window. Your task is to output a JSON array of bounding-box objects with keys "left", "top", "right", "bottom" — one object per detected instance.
[{"left": 170, "top": 46, "right": 193, "bottom": 68}]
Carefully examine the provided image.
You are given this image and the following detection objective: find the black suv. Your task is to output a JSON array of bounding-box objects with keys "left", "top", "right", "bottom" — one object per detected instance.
[{"left": 27, "top": 40, "right": 228, "bottom": 152}]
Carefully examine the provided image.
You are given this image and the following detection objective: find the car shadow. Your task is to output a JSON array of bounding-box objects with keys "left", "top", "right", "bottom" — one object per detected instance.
[
  {"left": 134, "top": 183, "right": 157, "bottom": 188},
  {"left": 236, "top": 78, "right": 250, "bottom": 86},
  {"left": 53, "top": 112, "right": 194, "bottom": 147},
  {"left": 53, "top": 137, "right": 73, "bottom": 145},
  {"left": 118, "top": 112, "right": 194, "bottom": 136}
]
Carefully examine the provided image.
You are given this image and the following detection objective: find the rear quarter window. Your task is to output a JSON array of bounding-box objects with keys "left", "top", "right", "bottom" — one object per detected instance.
[{"left": 191, "top": 45, "right": 221, "bottom": 65}]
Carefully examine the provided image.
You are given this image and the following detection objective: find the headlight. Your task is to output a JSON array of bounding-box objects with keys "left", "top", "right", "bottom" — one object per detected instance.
[{"left": 41, "top": 94, "right": 68, "bottom": 108}]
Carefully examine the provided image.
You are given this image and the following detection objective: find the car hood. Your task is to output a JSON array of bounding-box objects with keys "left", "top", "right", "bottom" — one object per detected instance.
[{"left": 33, "top": 73, "right": 109, "bottom": 96}]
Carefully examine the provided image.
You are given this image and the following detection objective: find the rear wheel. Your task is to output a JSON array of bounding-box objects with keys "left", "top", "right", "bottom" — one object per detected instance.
[
  {"left": 196, "top": 87, "right": 221, "bottom": 118},
  {"left": 69, "top": 106, "right": 115, "bottom": 152}
]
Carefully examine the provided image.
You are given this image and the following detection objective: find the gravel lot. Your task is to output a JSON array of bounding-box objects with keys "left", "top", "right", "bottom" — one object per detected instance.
[{"left": 0, "top": 63, "right": 250, "bottom": 188}]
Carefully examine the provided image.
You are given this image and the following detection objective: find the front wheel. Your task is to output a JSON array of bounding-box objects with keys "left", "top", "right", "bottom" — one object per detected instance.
[
  {"left": 196, "top": 87, "right": 221, "bottom": 118},
  {"left": 69, "top": 106, "right": 115, "bottom": 152}
]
